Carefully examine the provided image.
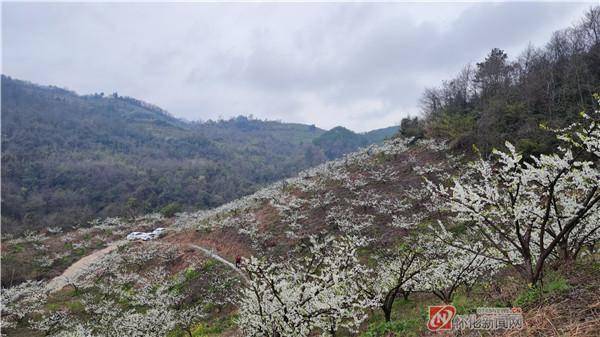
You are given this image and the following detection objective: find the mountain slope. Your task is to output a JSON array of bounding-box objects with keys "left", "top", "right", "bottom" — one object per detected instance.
[
  {"left": 169, "top": 137, "right": 452, "bottom": 259},
  {"left": 1, "top": 76, "right": 396, "bottom": 232},
  {"left": 1, "top": 137, "right": 449, "bottom": 312},
  {"left": 158, "top": 135, "right": 600, "bottom": 336},
  {"left": 312, "top": 125, "right": 399, "bottom": 160},
  {"left": 2, "top": 135, "right": 598, "bottom": 336},
  {"left": 363, "top": 125, "right": 400, "bottom": 143}
]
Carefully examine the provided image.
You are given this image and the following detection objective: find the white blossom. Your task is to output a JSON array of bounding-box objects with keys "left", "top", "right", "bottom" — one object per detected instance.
[
  {"left": 427, "top": 111, "right": 600, "bottom": 284},
  {"left": 237, "top": 235, "right": 376, "bottom": 337}
]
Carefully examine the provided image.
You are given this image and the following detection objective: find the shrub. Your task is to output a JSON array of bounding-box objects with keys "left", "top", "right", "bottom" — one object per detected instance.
[{"left": 161, "top": 203, "right": 182, "bottom": 218}]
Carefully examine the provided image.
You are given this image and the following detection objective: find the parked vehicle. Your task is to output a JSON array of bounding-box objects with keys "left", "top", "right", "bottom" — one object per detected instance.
[
  {"left": 151, "top": 228, "right": 166, "bottom": 237},
  {"left": 126, "top": 229, "right": 163, "bottom": 241}
]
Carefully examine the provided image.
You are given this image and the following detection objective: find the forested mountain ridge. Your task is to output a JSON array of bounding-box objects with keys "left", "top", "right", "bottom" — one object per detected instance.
[
  {"left": 405, "top": 7, "right": 600, "bottom": 156},
  {"left": 0, "top": 76, "right": 397, "bottom": 232}
]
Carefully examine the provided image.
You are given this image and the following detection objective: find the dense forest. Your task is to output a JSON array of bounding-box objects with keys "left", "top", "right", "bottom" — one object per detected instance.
[
  {"left": 403, "top": 7, "right": 600, "bottom": 155},
  {"left": 0, "top": 77, "right": 397, "bottom": 232}
]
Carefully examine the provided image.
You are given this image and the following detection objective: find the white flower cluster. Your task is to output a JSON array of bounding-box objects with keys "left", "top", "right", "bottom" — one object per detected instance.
[
  {"left": 412, "top": 162, "right": 447, "bottom": 176},
  {"left": 237, "top": 235, "right": 376, "bottom": 337},
  {"left": 1, "top": 280, "right": 48, "bottom": 329},
  {"left": 27, "top": 243, "right": 213, "bottom": 337},
  {"left": 326, "top": 205, "right": 375, "bottom": 234},
  {"left": 6, "top": 230, "right": 49, "bottom": 246},
  {"left": 427, "top": 110, "right": 600, "bottom": 284},
  {"left": 47, "top": 226, "right": 63, "bottom": 234},
  {"left": 417, "top": 138, "right": 450, "bottom": 152},
  {"left": 417, "top": 225, "right": 504, "bottom": 302}
]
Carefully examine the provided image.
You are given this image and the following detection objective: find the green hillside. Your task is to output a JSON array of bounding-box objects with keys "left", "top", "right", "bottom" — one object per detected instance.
[
  {"left": 0, "top": 76, "right": 393, "bottom": 232},
  {"left": 313, "top": 125, "right": 398, "bottom": 160}
]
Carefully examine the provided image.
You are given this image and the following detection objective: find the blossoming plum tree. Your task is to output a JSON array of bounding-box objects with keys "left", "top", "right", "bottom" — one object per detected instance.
[
  {"left": 237, "top": 235, "right": 376, "bottom": 337},
  {"left": 427, "top": 108, "right": 600, "bottom": 285},
  {"left": 0, "top": 280, "right": 48, "bottom": 329},
  {"left": 360, "top": 239, "right": 429, "bottom": 322},
  {"left": 418, "top": 226, "right": 503, "bottom": 303}
]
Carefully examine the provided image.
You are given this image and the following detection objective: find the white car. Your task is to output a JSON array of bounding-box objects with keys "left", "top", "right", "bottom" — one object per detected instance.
[
  {"left": 127, "top": 228, "right": 166, "bottom": 241},
  {"left": 127, "top": 232, "right": 153, "bottom": 241},
  {"left": 151, "top": 228, "right": 166, "bottom": 237},
  {"left": 127, "top": 232, "right": 142, "bottom": 240}
]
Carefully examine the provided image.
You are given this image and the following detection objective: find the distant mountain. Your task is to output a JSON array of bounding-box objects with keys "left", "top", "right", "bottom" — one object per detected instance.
[
  {"left": 363, "top": 125, "right": 400, "bottom": 143},
  {"left": 313, "top": 125, "right": 399, "bottom": 160},
  {"left": 0, "top": 76, "right": 397, "bottom": 232}
]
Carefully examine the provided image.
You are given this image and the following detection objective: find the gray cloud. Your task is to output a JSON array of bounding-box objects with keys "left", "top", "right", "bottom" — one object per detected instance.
[{"left": 1, "top": 2, "right": 592, "bottom": 131}]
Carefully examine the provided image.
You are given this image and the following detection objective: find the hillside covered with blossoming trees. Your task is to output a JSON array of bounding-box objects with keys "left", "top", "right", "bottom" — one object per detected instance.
[
  {"left": 2, "top": 101, "right": 599, "bottom": 336},
  {"left": 2, "top": 6, "right": 600, "bottom": 337}
]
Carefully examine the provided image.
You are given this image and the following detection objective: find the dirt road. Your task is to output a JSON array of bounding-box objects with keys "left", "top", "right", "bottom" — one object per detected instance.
[
  {"left": 46, "top": 241, "right": 123, "bottom": 293},
  {"left": 46, "top": 240, "right": 248, "bottom": 293},
  {"left": 187, "top": 243, "right": 249, "bottom": 282}
]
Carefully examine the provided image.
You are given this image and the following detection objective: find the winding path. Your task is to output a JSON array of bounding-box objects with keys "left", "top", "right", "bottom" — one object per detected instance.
[
  {"left": 187, "top": 244, "right": 249, "bottom": 282},
  {"left": 46, "top": 241, "right": 124, "bottom": 293},
  {"left": 46, "top": 240, "right": 249, "bottom": 293}
]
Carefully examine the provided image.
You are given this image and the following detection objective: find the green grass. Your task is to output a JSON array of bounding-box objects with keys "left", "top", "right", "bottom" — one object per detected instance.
[
  {"left": 362, "top": 297, "right": 428, "bottom": 337},
  {"left": 202, "top": 259, "right": 218, "bottom": 271},
  {"left": 66, "top": 300, "right": 85, "bottom": 313},
  {"left": 167, "top": 315, "right": 236, "bottom": 337},
  {"left": 185, "top": 267, "right": 201, "bottom": 282},
  {"left": 45, "top": 289, "right": 86, "bottom": 315},
  {"left": 546, "top": 276, "right": 570, "bottom": 293},
  {"left": 191, "top": 320, "right": 228, "bottom": 336},
  {"left": 171, "top": 267, "right": 202, "bottom": 294},
  {"left": 1, "top": 252, "right": 15, "bottom": 262},
  {"left": 11, "top": 243, "right": 26, "bottom": 253},
  {"left": 515, "top": 273, "right": 571, "bottom": 308},
  {"left": 73, "top": 247, "right": 86, "bottom": 256}
]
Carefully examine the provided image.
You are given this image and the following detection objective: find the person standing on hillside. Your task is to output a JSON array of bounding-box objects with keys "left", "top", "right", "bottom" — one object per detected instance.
[{"left": 235, "top": 255, "right": 242, "bottom": 268}]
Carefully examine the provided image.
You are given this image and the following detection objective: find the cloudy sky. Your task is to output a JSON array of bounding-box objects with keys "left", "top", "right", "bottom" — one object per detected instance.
[{"left": 1, "top": 2, "right": 594, "bottom": 132}]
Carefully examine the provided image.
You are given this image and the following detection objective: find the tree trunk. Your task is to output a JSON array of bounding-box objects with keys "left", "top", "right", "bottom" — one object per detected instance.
[
  {"left": 518, "top": 257, "right": 539, "bottom": 286},
  {"left": 400, "top": 289, "right": 411, "bottom": 301},
  {"left": 383, "top": 304, "right": 392, "bottom": 322},
  {"left": 381, "top": 287, "right": 400, "bottom": 322},
  {"left": 529, "top": 262, "right": 543, "bottom": 286},
  {"left": 433, "top": 289, "right": 452, "bottom": 304},
  {"left": 557, "top": 240, "right": 573, "bottom": 263}
]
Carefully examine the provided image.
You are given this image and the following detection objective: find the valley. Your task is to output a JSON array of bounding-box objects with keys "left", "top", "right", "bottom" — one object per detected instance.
[
  {"left": 1, "top": 76, "right": 397, "bottom": 233},
  {"left": 2, "top": 129, "right": 599, "bottom": 336},
  {"left": 2, "top": 4, "right": 600, "bottom": 337}
]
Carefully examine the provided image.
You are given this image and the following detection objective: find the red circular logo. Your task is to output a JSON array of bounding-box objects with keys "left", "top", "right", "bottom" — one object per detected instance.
[{"left": 428, "top": 305, "right": 456, "bottom": 331}]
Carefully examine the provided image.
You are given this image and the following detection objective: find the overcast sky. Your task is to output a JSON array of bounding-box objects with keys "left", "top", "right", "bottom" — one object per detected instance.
[{"left": 1, "top": 2, "right": 594, "bottom": 132}]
